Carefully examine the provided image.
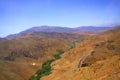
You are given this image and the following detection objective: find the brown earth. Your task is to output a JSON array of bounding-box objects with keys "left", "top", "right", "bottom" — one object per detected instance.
[
  {"left": 0, "top": 32, "right": 84, "bottom": 80},
  {"left": 41, "top": 27, "right": 120, "bottom": 80},
  {"left": 0, "top": 27, "right": 120, "bottom": 80}
]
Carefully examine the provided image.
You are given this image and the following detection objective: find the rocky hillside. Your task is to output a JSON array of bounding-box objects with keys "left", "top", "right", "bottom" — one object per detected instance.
[
  {"left": 0, "top": 31, "right": 85, "bottom": 80},
  {"left": 0, "top": 26, "right": 119, "bottom": 80},
  {"left": 41, "top": 26, "right": 120, "bottom": 80}
]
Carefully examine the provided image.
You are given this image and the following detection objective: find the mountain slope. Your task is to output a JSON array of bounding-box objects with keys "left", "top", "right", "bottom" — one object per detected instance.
[
  {"left": 6, "top": 26, "right": 111, "bottom": 38},
  {"left": 0, "top": 26, "right": 118, "bottom": 80},
  {"left": 22, "top": 26, "right": 111, "bottom": 33},
  {"left": 41, "top": 26, "right": 120, "bottom": 80},
  {"left": 0, "top": 32, "right": 85, "bottom": 80}
]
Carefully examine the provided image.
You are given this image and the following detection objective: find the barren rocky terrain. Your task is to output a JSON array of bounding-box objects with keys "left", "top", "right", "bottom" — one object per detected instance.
[{"left": 0, "top": 26, "right": 120, "bottom": 80}]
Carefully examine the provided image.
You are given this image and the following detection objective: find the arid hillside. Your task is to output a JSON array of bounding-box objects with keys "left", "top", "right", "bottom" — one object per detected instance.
[
  {"left": 0, "top": 32, "right": 85, "bottom": 80},
  {"left": 0, "top": 26, "right": 119, "bottom": 80},
  {"left": 41, "top": 26, "right": 120, "bottom": 80}
]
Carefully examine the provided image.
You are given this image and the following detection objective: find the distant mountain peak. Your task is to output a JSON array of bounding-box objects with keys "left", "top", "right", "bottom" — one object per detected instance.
[{"left": 6, "top": 26, "right": 112, "bottom": 39}]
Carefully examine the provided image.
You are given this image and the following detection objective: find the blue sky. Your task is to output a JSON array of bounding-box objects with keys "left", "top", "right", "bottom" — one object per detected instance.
[{"left": 0, "top": 0, "right": 120, "bottom": 37}]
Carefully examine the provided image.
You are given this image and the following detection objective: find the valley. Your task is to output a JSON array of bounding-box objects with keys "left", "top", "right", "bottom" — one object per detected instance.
[
  {"left": 41, "top": 26, "right": 120, "bottom": 80},
  {"left": 29, "top": 41, "right": 77, "bottom": 80},
  {"left": 1, "top": 0, "right": 119, "bottom": 80},
  {"left": 0, "top": 26, "right": 120, "bottom": 80}
]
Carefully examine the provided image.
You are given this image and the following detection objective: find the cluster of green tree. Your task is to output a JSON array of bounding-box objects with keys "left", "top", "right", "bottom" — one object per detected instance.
[
  {"left": 29, "top": 50, "right": 64, "bottom": 80},
  {"left": 70, "top": 40, "right": 77, "bottom": 49},
  {"left": 29, "top": 41, "right": 77, "bottom": 80},
  {"left": 54, "top": 50, "right": 64, "bottom": 59},
  {"left": 29, "top": 59, "right": 54, "bottom": 80}
]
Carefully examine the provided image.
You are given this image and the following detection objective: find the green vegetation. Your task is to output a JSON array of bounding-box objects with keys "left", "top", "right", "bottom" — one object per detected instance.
[
  {"left": 54, "top": 50, "right": 64, "bottom": 59},
  {"left": 107, "top": 39, "right": 114, "bottom": 43},
  {"left": 29, "top": 50, "right": 64, "bottom": 80},
  {"left": 29, "top": 41, "right": 77, "bottom": 80},
  {"left": 70, "top": 40, "right": 77, "bottom": 49},
  {"left": 29, "top": 59, "right": 54, "bottom": 80},
  {"left": 86, "top": 78, "right": 90, "bottom": 80}
]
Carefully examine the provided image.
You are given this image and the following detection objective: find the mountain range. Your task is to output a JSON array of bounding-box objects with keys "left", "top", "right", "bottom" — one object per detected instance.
[
  {"left": 6, "top": 26, "right": 111, "bottom": 38},
  {"left": 0, "top": 25, "right": 119, "bottom": 80}
]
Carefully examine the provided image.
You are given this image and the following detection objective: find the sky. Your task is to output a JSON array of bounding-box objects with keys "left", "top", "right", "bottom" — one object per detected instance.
[{"left": 0, "top": 0, "right": 120, "bottom": 37}]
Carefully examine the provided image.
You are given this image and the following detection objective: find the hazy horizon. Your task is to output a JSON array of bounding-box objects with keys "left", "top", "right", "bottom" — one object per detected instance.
[
  {"left": 0, "top": 25, "right": 116, "bottom": 38},
  {"left": 0, "top": 0, "right": 120, "bottom": 37}
]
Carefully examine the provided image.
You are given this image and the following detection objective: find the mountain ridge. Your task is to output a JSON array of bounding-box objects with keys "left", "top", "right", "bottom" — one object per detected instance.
[
  {"left": 0, "top": 26, "right": 119, "bottom": 80},
  {"left": 6, "top": 26, "right": 111, "bottom": 39}
]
